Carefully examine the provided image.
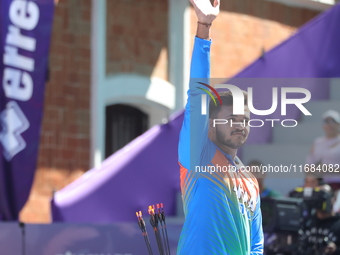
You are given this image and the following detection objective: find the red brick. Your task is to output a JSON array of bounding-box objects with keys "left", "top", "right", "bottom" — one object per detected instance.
[
  {"left": 79, "top": 34, "right": 90, "bottom": 47},
  {"left": 62, "top": 33, "right": 75, "bottom": 44},
  {"left": 79, "top": 48, "right": 91, "bottom": 59},
  {"left": 106, "top": 0, "right": 168, "bottom": 80},
  {"left": 82, "top": 9, "right": 91, "bottom": 21}
]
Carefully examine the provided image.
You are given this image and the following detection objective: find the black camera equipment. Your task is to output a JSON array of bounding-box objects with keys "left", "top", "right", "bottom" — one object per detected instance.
[
  {"left": 289, "top": 187, "right": 333, "bottom": 214},
  {"left": 262, "top": 187, "right": 334, "bottom": 255},
  {"left": 261, "top": 197, "right": 303, "bottom": 255}
]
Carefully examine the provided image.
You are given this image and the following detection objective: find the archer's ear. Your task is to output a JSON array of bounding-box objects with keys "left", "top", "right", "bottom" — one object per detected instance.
[
  {"left": 209, "top": 118, "right": 213, "bottom": 128},
  {"left": 209, "top": 118, "right": 215, "bottom": 130},
  {"left": 208, "top": 119, "right": 215, "bottom": 139}
]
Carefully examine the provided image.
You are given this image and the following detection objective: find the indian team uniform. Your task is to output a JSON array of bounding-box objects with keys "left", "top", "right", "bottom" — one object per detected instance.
[{"left": 177, "top": 37, "right": 264, "bottom": 255}]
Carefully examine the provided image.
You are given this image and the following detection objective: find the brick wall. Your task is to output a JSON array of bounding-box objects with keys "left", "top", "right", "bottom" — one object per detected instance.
[
  {"left": 190, "top": 0, "right": 320, "bottom": 78},
  {"left": 20, "top": 0, "right": 92, "bottom": 223},
  {"left": 106, "top": 0, "right": 169, "bottom": 81}
]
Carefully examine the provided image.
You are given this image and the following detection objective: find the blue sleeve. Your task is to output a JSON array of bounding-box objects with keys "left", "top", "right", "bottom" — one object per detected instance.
[
  {"left": 178, "top": 37, "right": 212, "bottom": 170},
  {"left": 251, "top": 197, "right": 264, "bottom": 254}
]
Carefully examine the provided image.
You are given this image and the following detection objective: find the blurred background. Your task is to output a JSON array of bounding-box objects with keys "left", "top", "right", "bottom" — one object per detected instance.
[
  {"left": 1, "top": 0, "right": 340, "bottom": 254},
  {"left": 22, "top": 0, "right": 333, "bottom": 224}
]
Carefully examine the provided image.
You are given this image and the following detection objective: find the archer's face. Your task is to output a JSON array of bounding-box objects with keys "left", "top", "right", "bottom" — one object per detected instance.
[{"left": 211, "top": 105, "right": 250, "bottom": 149}]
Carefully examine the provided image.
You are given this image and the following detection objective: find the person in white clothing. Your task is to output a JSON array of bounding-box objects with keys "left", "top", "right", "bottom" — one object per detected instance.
[
  {"left": 306, "top": 109, "right": 340, "bottom": 213},
  {"left": 306, "top": 109, "right": 340, "bottom": 167}
]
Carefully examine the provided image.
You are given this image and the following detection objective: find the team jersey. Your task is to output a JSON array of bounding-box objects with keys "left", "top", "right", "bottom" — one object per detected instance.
[{"left": 177, "top": 37, "right": 264, "bottom": 255}]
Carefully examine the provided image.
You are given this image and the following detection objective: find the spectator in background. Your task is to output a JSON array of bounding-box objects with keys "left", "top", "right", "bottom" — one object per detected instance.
[
  {"left": 305, "top": 110, "right": 340, "bottom": 212},
  {"left": 289, "top": 172, "right": 330, "bottom": 197},
  {"left": 304, "top": 172, "right": 324, "bottom": 188},
  {"left": 248, "top": 160, "right": 281, "bottom": 199},
  {"left": 306, "top": 110, "right": 340, "bottom": 184}
]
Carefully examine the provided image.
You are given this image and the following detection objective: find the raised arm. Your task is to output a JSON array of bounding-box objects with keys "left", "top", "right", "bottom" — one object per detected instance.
[{"left": 178, "top": 0, "right": 220, "bottom": 170}]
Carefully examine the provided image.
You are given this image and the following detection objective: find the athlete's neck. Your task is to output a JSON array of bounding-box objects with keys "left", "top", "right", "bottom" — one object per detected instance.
[{"left": 214, "top": 142, "right": 237, "bottom": 159}]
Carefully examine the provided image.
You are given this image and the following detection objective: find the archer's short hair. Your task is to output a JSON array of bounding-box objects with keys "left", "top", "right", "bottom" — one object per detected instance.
[{"left": 209, "top": 90, "right": 248, "bottom": 118}]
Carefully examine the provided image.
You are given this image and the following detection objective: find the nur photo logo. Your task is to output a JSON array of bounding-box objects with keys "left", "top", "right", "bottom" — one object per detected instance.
[{"left": 198, "top": 83, "right": 312, "bottom": 128}]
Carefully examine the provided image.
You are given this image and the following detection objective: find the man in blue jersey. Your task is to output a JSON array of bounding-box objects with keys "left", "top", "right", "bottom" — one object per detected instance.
[{"left": 177, "top": 0, "right": 264, "bottom": 254}]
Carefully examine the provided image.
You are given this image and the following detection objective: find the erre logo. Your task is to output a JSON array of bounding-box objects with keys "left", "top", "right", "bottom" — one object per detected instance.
[
  {"left": 3, "top": 0, "right": 39, "bottom": 100},
  {"left": 200, "top": 84, "right": 312, "bottom": 116},
  {"left": 0, "top": 101, "right": 29, "bottom": 160},
  {"left": 1, "top": 0, "right": 41, "bottom": 160}
]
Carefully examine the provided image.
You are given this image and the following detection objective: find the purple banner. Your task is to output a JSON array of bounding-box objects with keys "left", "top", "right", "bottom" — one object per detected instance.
[{"left": 0, "top": 0, "right": 54, "bottom": 220}]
